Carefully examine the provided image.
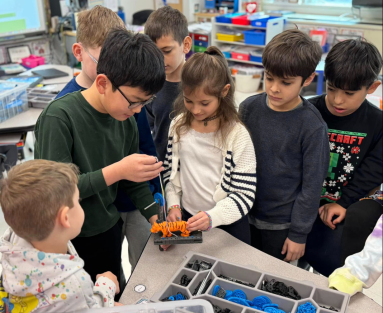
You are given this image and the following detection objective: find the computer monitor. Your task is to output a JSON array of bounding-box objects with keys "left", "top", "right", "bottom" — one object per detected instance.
[
  {"left": 352, "top": 0, "right": 382, "bottom": 7},
  {"left": 0, "top": 0, "right": 46, "bottom": 39}
]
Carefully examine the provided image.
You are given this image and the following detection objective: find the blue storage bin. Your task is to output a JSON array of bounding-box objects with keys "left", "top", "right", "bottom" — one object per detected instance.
[
  {"left": 205, "top": 0, "right": 216, "bottom": 9},
  {"left": 195, "top": 40, "right": 209, "bottom": 48},
  {"left": 223, "top": 51, "right": 231, "bottom": 58},
  {"left": 250, "top": 55, "right": 262, "bottom": 63},
  {"left": 250, "top": 16, "right": 278, "bottom": 28},
  {"left": 216, "top": 13, "right": 245, "bottom": 24},
  {"left": 243, "top": 30, "right": 266, "bottom": 46}
]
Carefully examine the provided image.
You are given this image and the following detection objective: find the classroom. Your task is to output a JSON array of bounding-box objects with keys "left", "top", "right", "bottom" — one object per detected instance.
[{"left": 0, "top": 0, "right": 381, "bottom": 312}]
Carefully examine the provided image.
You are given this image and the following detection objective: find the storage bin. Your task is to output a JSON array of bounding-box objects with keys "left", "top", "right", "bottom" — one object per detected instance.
[
  {"left": 194, "top": 34, "right": 209, "bottom": 42},
  {"left": 21, "top": 55, "right": 45, "bottom": 68},
  {"left": 217, "top": 32, "right": 244, "bottom": 42},
  {"left": 243, "top": 29, "right": 266, "bottom": 45},
  {"left": 250, "top": 15, "right": 278, "bottom": 27},
  {"left": 231, "top": 52, "right": 250, "bottom": 61},
  {"left": 219, "top": 45, "right": 234, "bottom": 59},
  {"left": 232, "top": 15, "right": 250, "bottom": 25},
  {"left": 195, "top": 40, "right": 209, "bottom": 48},
  {"left": 0, "top": 81, "right": 29, "bottom": 123},
  {"left": 250, "top": 49, "right": 263, "bottom": 63},
  {"left": 205, "top": 0, "right": 216, "bottom": 9},
  {"left": 193, "top": 45, "right": 208, "bottom": 53},
  {"left": 216, "top": 13, "right": 245, "bottom": 24},
  {"left": 235, "top": 67, "right": 264, "bottom": 93}
]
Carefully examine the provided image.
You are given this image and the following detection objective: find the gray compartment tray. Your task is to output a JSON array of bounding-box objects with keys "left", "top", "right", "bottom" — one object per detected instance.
[{"left": 151, "top": 252, "right": 350, "bottom": 313}]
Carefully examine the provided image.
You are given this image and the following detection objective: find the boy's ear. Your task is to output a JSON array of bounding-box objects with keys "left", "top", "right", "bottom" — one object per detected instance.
[
  {"left": 57, "top": 206, "right": 71, "bottom": 229},
  {"left": 183, "top": 36, "right": 192, "bottom": 54},
  {"left": 367, "top": 80, "right": 381, "bottom": 95},
  {"left": 302, "top": 72, "right": 316, "bottom": 87},
  {"left": 72, "top": 43, "right": 83, "bottom": 62},
  {"left": 221, "top": 84, "right": 231, "bottom": 98},
  {"left": 95, "top": 74, "right": 108, "bottom": 95}
]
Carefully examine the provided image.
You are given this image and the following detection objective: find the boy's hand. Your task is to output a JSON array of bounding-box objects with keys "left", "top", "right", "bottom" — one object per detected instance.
[
  {"left": 319, "top": 203, "right": 346, "bottom": 230},
  {"left": 167, "top": 209, "right": 182, "bottom": 222},
  {"left": 115, "top": 302, "right": 124, "bottom": 306},
  {"left": 161, "top": 244, "right": 171, "bottom": 251},
  {"left": 149, "top": 215, "right": 159, "bottom": 225},
  {"left": 282, "top": 238, "right": 305, "bottom": 262},
  {"left": 96, "top": 272, "right": 120, "bottom": 294},
  {"left": 187, "top": 212, "right": 210, "bottom": 232},
  {"left": 119, "top": 154, "right": 164, "bottom": 182}
]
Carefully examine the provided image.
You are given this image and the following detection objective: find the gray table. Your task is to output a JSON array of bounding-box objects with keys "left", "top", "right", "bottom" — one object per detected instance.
[{"left": 120, "top": 228, "right": 381, "bottom": 313}]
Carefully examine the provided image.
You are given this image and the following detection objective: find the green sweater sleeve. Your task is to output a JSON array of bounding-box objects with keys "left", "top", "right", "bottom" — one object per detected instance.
[
  {"left": 35, "top": 115, "right": 108, "bottom": 199},
  {"left": 118, "top": 125, "right": 157, "bottom": 221}
]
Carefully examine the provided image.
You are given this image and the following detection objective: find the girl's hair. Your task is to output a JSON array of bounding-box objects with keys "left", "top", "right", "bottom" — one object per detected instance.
[{"left": 173, "top": 46, "right": 240, "bottom": 148}]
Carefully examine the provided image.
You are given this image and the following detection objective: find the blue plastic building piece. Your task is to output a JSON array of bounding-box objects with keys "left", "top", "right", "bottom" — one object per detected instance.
[
  {"left": 262, "top": 303, "right": 279, "bottom": 310},
  {"left": 224, "top": 290, "right": 233, "bottom": 300},
  {"left": 227, "top": 297, "right": 250, "bottom": 307},
  {"left": 297, "top": 302, "right": 317, "bottom": 313},
  {"left": 252, "top": 295, "right": 272, "bottom": 309},
  {"left": 232, "top": 289, "right": 247, "bottom": 299},
  {"left": 212, "top": 285, "right": 220, "bottom": 296},
  {"left": 154, "top": 193, "right": 164, "bottom": 206},
  {"left": 264, "top": 308, "right": 286, "bottom": 313}
]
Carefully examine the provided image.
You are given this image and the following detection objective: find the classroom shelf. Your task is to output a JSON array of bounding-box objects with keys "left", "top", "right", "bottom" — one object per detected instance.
[
  {"left": 212, "top": 16, "right": 284, "bottom": 67},
  {"left": 225, "top": 58, "right": 262, "bottom": 65},
  {"left": 215, "top": 22, "right": 266, "bottom": 29},
  {"left": 213, "top": 39, "right": 265, "bottom": 48}
]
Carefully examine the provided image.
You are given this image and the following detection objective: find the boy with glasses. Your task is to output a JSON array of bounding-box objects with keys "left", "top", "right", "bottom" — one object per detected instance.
[
  {"left": 34, "top": 29, "right": 165, "bottom": 292},
  {"left": 55, "top": 5, "right": 162, "bottom": 277}
]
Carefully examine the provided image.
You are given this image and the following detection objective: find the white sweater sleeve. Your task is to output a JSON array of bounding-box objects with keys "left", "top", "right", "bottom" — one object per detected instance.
[
  {"left": 208, "top": 125, "right": 257, "bottom": 228},
  {"left": 163, "top": 122, "right": 181, "bottom": 208},
  {"left": 329, "top": 215, "right": 383, "bottom": 296}
]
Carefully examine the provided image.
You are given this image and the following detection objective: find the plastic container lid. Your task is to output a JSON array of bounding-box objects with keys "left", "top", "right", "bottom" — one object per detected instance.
[
  {"left": 73, "top": 299, "right": 215, "bottom": 313},
  {"left": 220, "top": 45, "right": 236, "bottom": 52},
  {"left": 249, "top": 49, "right": 263, "bottom": 56},
  {"left": 232, "top": 46, "right": 257, "bottom": 54}
]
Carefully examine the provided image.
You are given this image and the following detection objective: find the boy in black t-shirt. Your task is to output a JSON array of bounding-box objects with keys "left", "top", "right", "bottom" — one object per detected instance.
[
  {"left": 302, "top": 39, "right": 383, "bottom": 276},
  {"left": 144, "top": 6, "right": 192, "bottom": 162}
]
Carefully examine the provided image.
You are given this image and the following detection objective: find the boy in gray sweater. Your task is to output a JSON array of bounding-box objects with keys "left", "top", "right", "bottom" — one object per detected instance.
[{"left": 239, "top": 29, "right": 330, "bottom": 262}]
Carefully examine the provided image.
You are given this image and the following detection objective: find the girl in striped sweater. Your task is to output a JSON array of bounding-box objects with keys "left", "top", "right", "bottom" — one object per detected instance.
[{"left": 163, "top": 46, "right": 256, "bottom": 244}]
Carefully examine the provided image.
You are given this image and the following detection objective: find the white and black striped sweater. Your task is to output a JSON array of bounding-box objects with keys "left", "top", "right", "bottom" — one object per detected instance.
[{"left": 163, "top": 119, "right": 257, "bottom": 228}]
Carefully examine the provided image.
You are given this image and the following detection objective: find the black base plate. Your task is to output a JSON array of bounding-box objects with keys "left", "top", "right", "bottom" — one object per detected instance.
[{"left": 153, "top": 231, "right": 203, "bottom": 245}]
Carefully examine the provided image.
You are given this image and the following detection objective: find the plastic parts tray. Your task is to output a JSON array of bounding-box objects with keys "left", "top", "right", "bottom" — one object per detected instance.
[
  {"left": 151, "top": 252, "right": 350, "bottom": 313},
  {"left": 0, "top": 80, "right": 29, "bottom": 123},
  {"left": 74, "top": 299, "right": 214, "bottom": 313}
]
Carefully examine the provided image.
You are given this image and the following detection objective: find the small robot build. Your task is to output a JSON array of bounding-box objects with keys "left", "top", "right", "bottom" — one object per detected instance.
[
  {"left": 151, "top": 221, "right": 190, "bottom": 237},
  {"left": 152, "top": 193, "right": 202, "bottom": 248}
]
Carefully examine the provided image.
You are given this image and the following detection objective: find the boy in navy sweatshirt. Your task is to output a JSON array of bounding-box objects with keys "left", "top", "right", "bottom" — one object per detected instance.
[{"left": 239, "top": 29, "right": 330, "bottom": 262}]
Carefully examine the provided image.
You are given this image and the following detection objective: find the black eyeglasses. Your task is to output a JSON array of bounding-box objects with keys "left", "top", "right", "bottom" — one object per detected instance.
[
  {"left": 112, "top": 83, "right": 156, "bottom": 109},
  {"left": 97, "top": 73, "right": 156, "bottom": 109}
]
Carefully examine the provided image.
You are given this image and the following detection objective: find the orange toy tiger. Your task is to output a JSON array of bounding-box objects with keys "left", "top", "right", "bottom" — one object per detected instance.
[{"left": 151, "top": 221, "right": 190, "bottom": 237}]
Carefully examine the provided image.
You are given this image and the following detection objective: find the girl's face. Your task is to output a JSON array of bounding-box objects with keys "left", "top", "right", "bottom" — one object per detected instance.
[{"left": 184, "top": 86, "right": 227, "bottom": 122}]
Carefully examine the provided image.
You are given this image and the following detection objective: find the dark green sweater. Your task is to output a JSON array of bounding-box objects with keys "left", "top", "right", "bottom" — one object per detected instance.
[{"left": 34, "top": 91, "right": 156, "bottom": 237}]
